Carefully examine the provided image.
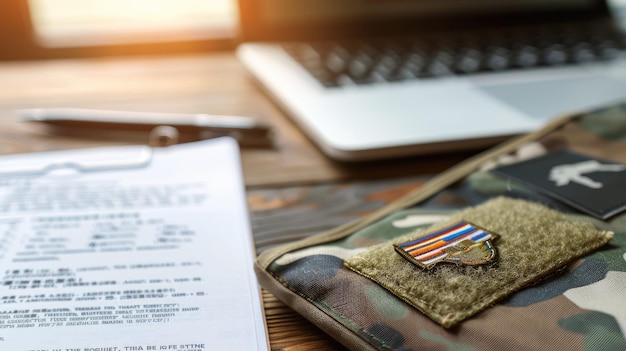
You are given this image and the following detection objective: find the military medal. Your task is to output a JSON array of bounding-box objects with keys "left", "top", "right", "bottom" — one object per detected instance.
[{"left": 394, "top": 221, "right": 499, "bottom": 269}]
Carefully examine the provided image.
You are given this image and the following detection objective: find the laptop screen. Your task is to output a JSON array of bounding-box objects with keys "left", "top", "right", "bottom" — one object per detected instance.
[{"left": 258, "top": 0, "right": 600, "bottom": 25}]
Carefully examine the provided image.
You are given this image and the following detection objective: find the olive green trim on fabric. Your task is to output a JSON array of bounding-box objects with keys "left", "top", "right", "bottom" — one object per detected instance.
[
  {"left": 344, "top": 197, "right": 614, "bottom": 328},
  {"left": 257, "top": 112, "right": 582, "bottom": 269}
]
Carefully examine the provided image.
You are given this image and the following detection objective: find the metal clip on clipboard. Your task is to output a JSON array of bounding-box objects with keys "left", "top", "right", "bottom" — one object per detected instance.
[{"left": 0, "top": 145, "right": 153, "bottom": 177}]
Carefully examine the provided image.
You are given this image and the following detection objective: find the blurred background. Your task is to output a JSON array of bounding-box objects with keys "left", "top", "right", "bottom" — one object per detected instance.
[
  {"left": 0, "top": 0, "right": 237, "bottom": 59},
  {"left": 2, "top": 0, "right": 625, "bottom": 60},
  {"left": 30, "top": 0, "right": 236, "bottom": 45}
]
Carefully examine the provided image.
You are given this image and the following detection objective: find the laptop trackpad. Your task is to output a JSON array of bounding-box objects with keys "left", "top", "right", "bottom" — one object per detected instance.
[{"left": 478, "top": 75, "right": 626, "bottom": 120}]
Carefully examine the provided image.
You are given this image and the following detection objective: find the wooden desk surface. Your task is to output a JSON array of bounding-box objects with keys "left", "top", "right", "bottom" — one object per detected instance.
[{"left": 0, "top": 53, "right": 479, "bottom": 350}]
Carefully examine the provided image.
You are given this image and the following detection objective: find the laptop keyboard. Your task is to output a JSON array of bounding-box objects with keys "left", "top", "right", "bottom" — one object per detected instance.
[{"left": 282, "top": 23, "right": 626, "bottom": 88}]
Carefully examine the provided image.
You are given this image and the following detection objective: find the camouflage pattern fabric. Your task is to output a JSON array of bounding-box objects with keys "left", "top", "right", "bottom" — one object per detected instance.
[{"left": 257, "top": 103, "right": 626, "bottom": 351}]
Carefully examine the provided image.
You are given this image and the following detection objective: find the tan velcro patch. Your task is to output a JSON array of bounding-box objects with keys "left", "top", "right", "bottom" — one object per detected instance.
[{"left": 344, "top": 197, "right": 613, "bottom": 328}]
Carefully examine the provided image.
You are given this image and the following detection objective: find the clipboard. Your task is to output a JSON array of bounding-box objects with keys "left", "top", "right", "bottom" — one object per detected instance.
[{"left": 0, "top": 138, "right": 269, "bottom": 350}]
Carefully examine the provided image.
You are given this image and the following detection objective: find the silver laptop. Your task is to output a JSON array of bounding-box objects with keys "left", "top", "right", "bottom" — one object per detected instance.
[{"left": 237, "top": 0, "right": 626, "bottom": 161}]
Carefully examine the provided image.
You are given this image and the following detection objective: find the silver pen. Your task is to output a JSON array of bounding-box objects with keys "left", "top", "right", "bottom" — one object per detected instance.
[{"left": 18, "top": 108, "right": 274, "bottom": 147}]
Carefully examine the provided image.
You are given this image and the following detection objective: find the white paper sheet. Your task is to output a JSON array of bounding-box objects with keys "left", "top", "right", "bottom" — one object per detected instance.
[{"left": 0, "top": 138, "right": 268, "bottom": 351}]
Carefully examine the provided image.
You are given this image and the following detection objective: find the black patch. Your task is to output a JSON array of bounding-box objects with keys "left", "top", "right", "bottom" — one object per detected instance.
[{"left": 492, "top": 150, "right": 626, "bottom": 219}]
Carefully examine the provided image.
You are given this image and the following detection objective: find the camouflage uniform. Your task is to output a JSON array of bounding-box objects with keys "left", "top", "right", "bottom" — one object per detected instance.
[{"left": 255, "top": 104, "right": 626, "bottom": 351}]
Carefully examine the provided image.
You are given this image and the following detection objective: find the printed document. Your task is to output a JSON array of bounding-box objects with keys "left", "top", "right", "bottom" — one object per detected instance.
[{"left": 0, "top": 138, "right": 268, "bottom": 351}]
